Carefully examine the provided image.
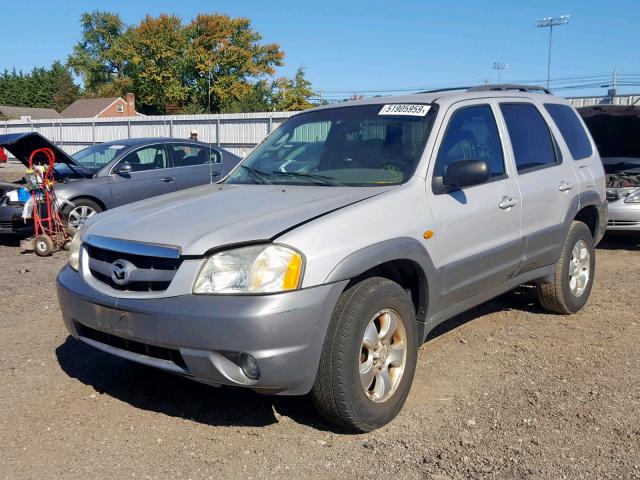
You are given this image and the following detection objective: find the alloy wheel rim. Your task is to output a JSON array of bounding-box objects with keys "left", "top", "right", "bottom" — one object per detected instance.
[
  {"left": 569, "top": 239, "right": 590, "bottom": 297},
  {"left": 359, "top": 308, "right": 407, "bottom": 403},
  {"left": 68, "top": 205, "right": 96, "bottom": 227}
]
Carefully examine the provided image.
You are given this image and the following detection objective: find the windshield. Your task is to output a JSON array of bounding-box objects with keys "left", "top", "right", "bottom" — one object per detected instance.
[
  {"left": 71, "top": 143, "right": 127, "bottom": 171},
  {"left": 226, "top": 103, "right": 436, "bottom": 187}
]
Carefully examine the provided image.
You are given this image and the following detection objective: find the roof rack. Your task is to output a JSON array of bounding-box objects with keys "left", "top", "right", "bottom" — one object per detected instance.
[
  {"left": 467, "top": 84, "right": 551, "bottom": 94},
  {"left": 416, "top": 84, "right": 552, "bottom": 96}
]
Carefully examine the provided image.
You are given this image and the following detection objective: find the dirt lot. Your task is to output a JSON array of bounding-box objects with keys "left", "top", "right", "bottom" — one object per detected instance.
[{"left": 1, "top": 165, "right": 639, "bottom": 479}]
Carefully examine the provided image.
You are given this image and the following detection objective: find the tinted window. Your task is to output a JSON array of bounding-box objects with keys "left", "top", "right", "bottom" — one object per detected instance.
[
  {"left": 501, "top": 103, "right": 558, "bottom": 173},
  {"left": 120, "top": 145, "right": 168, "bottom": 172},
  {"left": 434, "top": 105, "right": 505, "bottom": 180},
  {"left": 171, "top": 144, "right": 221, "bottom": 167},
  {"left": 72, "top": 143, "right": 126, "bottom": 171},
  {"left": 545, "top": 104, "right": 592, "bottom": 160}
]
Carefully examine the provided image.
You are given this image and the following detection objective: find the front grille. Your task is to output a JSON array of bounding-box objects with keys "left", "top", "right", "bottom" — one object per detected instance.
[
  {"left": 608, "top": 220, "right": 640, "bottom": 227},
  {"left": 74, "top": 321, "right": 187, "bottom": 370},
  {"left": 85, "top": 241, "right": 182, "bottom": 292}
]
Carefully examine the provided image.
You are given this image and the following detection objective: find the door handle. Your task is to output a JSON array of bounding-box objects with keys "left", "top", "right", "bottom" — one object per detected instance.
[
  {"left": 211, "top": 172, "right": 221, "bottom": 177},
  {"left": 499, "top": 196, "right": 518, "bottom": 209},
  {"left": 558, "top": 181, "right": 573, "bottom": 192},
  {"left": 161, "top": 177, "right": 175, "bottom": 183}
]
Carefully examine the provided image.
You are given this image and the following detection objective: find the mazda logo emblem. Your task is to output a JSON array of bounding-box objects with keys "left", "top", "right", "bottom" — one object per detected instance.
[{"left": 111, "top": 259, "right": 135, "bottom": 285}]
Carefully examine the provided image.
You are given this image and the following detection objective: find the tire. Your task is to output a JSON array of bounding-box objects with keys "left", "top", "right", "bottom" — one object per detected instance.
[
  {"left": 62, "top": 198, "right": 102, "bottom": 228},
  {"left": 537, "top": 221, "right": 595, "bottom": 314},
  {"left": 34, "top": 235, "right": 54, "bottom": 257},
  {"left": 311, "top": 277, "right": 418, "bottom": 432}
]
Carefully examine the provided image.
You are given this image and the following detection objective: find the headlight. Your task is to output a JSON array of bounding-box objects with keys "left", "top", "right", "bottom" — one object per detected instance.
[
  {"left": 624, "top": 189, "right": 640, "bottom": 203},
  {"left": 68, "top": 228, "right": 84, "bottom": 271},
  {"left": 193, "top": 244, "right": 303, "bottom": 294}
]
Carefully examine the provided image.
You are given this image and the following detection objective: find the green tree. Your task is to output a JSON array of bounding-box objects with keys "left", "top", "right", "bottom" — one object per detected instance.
[
  {"left": 272, "top": 67, "right": 316, "bottom": 111},
  {"left": 183, "top": 13, "right": 284, "bottom": 112},
  {"left": 67, "top": 11, "right": 125, "bottom": 94},
  {"left": 49, "top": 61, "right": 81, "bottom": 111},
  {"left": 112, "top": 14, "right": 189, "bottom": 113}
]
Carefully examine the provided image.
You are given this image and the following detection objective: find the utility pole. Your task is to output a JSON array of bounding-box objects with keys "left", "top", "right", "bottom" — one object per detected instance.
[
  {"left": 536, "top": 15, "right": 570, "bottom": 89},
  {"left": 492, "top": 62, "right": 509, "bottom": 83}
]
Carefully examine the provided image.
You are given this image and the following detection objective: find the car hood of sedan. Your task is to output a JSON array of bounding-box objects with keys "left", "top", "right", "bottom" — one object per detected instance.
[{"left": 84, "top": 183, "right": 390, "bottom": 256}]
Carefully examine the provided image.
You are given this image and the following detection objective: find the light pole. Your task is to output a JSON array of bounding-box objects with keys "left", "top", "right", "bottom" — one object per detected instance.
[
  {"left": 492, "top": 62, "right": 509, "bottom": 83},
  {"left": 536, "top": 15, "right": 570, "bottom": 89}
]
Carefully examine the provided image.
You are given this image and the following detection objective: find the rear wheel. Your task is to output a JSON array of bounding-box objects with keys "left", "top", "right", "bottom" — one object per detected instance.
[
  {"left": 311, "top": 277, "right": 418, "bottom": 432},
  {"left": 538, "top": 221, "right": 595, "bottom": 314},
  {"left": 63, "top": 199, "right": 102, "bottom": 228}
]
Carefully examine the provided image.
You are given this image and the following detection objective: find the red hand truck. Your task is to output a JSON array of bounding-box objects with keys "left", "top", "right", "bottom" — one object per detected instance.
[{"left": 20, "top": 147, "right": 71, "bottom": 256}]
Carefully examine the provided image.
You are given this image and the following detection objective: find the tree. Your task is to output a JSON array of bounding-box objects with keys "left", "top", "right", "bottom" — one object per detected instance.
[
  {"left": 183, "top": 13, "right": 284, "bottom": 112},
  {"left": 50, "top": 61, "right": 81, "bottom": 111},
  {"left": 112, "top": 14, "right": 189, "bottom": 113},
  {"left": 272, "top": 67, "right": 316, "bottom": 111},
  {"left": 67, "top": 11, "right": 125, "bottom": 94}
]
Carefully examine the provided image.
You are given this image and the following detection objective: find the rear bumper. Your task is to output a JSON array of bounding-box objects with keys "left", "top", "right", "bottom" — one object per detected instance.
[{"left": 57, "top": 265, "right": 347, "bottom": 395}]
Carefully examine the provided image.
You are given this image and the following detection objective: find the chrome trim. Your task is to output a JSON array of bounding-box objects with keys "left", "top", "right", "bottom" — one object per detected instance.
[{"left": 84, "top": 235, "right": 181, "bottom": 258}]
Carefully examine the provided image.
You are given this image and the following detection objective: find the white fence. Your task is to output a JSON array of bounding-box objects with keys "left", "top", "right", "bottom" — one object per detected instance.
[
  {"left": 567, "top": 94, "right": 640, "bottom": 108},
  {"left": 1, "top": 111, "right": 297, "bottom": 158}
]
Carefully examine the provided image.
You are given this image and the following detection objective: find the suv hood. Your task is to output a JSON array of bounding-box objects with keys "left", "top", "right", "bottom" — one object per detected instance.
[
  {"left": 0, "top": 132, "right": 91, "bottom": 177},
  {"left": 85, "top": 184, "right": 389, "bottom": 255}
]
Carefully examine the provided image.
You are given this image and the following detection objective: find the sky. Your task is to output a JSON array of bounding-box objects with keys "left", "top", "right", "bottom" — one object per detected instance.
[{"left": 1, "top": 0, "right": 639, "bottom": 99}]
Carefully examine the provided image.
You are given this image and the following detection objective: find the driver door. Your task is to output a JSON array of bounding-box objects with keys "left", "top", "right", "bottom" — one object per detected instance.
[
  {"left": 427, "top": 100, "right": 523, "bottom": 309},
  {"left": 110, "top": 144, "right": 176, "bottom": 206}
]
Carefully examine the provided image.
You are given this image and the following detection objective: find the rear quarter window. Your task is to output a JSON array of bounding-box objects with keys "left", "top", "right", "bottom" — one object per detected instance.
[{"left": 544, "top": 104, "right": 593, "bottom": 160}]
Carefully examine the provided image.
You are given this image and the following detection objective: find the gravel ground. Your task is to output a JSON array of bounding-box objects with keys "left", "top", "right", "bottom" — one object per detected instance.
[{"left": 1, "top": 163, "right": 639, "bottom": 479}]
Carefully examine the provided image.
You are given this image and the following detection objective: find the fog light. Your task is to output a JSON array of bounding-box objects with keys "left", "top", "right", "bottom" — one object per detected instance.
[{"left": 240, "top": 353, "right": 260, "bottom": 380}]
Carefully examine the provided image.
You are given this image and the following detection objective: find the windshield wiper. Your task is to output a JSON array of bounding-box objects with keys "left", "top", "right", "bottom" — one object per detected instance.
[
  {"left": 239, "top": 165, "right": 272, "bottom": 184},
  {"left": 271, "top": 171, "right": 345, "bottom": 186}
]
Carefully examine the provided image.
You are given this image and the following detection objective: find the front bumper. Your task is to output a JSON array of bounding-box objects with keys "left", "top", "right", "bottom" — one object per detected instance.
[
  {"left": 606, "top": 199, "right": 640, "bottom": 231},
  {"left": 57, "top": 265, "right": 347, "bottom": 395}
]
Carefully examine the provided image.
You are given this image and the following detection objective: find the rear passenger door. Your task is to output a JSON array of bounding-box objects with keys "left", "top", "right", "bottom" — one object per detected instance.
[
  {"left": 110, "top": 144, "right": 177, "bottom": 206},
  {"left": 498, "top": 101, "right": 580, "bottom": 274},
  {"left": 428, "top": 101, "right": 523, "bottom": 309},
  {"left": 170, "top": 143, "right": 222, "bottom": 190}
]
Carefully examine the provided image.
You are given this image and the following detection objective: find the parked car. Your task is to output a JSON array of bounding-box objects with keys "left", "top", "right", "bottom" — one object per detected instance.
[
  {"left": 0, "top": 147, "right": 7, "bottom": 163},
  {"left": 57, "top": 85, "right": 606, "bottom": 432},
  {"left": 0, "top": 133, "right": 241, "bottom": 229},
  {"left": 578, "top": 105, "right": 640, "bottom": 231},
  {"left": 0, "top": 181, "right": 32, "bottom": 236}
]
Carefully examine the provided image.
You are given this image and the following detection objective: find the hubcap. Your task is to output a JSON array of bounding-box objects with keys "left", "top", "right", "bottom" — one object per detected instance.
[
  {"left": 359, "top": 308, "right": 407, "bottom": 403},
  {"left": 569, "top": 239, "right": 590, "bottom": 297},
  {"left": 68, "top": 205, "right": 96, "bottom": 228}
]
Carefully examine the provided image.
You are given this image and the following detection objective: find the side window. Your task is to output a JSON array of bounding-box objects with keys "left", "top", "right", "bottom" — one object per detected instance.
[
  {"left": 500, "top": 103, "right": 559, "bottom": 173},
  {"left": 171, "top": 144, "right": 221, "bottom": 167},
  {"left": 434, "top": 105, "right": 505, "bottom": 180},
  {"left": 120, "top": 145, "right": 167, "bottom": 172},
  {"left": 544, "top": 103, "right": 593, "bottom": 160}
]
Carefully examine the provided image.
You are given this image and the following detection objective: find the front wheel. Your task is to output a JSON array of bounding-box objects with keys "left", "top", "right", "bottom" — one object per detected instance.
[
  {"left": 538, "top": 221, "right": 596, "bottom": 314},
  {"left": 62, "top": 199, "right": 102, "bottom": 228},
  {"left": 311, "top": 277, "right": 418, "bottom": 432}
]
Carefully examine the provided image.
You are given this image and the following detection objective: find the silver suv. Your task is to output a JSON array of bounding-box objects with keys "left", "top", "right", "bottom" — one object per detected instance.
[{"left": 57, "top": 85, "right": 607, "bottom": 432}]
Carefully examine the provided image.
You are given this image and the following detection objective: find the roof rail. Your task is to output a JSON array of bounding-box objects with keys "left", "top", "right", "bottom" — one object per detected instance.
[
  {"left": 467, "top": 84, "right": 552, "bottom": 94},
  {"left": 416, "top": 86, "right": 470, "bottom": 94}
]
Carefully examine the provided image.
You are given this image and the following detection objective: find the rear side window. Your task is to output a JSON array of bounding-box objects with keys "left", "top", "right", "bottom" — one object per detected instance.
[
  {"left": 500, "top": 103, "right": 559, "bottom": 173},
  {"left": 434, "top": 105, "right": 505, "bottom": 180},
  {"left": 544, "top": 104, "right": 593, "bottom": 160}
]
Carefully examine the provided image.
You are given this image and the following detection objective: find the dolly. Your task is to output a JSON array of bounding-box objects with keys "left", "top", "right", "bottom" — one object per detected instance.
[{"left": 19, "top": 147, "right": 71, "bottom": 256}]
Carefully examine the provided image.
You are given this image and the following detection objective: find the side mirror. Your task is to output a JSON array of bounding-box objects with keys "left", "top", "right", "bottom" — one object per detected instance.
[
  {"left": 442, "top": 160, "right": 490, "bottom": 190},
  {"left": 114, "top": 161, "right": 133, "bottom": 175}
]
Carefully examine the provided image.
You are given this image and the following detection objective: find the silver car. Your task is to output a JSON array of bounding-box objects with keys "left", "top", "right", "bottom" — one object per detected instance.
[
  {"left": 579, "top": 105, "right": 640, "bottom": 231},
  {"left": 57, "top": 85, "right": 607, "bottom": 432},
  {"left": 0, "top": 133, "right": 241, "bottom": 228}
]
